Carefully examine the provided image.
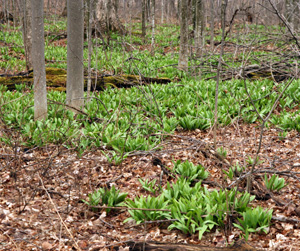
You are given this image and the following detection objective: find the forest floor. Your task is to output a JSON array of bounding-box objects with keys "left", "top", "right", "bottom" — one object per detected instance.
[{"left": 1, "top": 121, "right": 300, "bottom": 251}]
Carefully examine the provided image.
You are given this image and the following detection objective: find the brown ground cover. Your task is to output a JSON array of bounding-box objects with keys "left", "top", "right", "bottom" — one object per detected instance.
[{"left": 1, "top": 121, "right": 300, "bottom": 250}]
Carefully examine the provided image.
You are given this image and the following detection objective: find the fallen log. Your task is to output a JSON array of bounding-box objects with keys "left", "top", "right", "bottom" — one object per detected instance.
[
  {"left": 0, "top": 67, "right": 172, "bottom": 91},
  {"left": 113, "top": 240, "right": 259, "bottom": 251}
]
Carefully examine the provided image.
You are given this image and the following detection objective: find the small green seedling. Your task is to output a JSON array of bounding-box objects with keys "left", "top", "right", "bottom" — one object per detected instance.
[
  {"left": 216, "top": 146, "right": 227, "bottom": 158},
  {"left": 223, "top": 163, "right": 245, "bottom": 180},
  {"left": 278, "top": 131, "right": 288, "bottom": 141},
  {"left": 247, "top": 156, "right": 264, "bottom": 166},
  {"left": 264, "top": 174, "right": 287, "bottom": 192}
]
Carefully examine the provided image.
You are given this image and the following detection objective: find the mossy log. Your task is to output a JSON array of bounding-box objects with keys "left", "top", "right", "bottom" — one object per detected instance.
[{"left": 0, "top": 67, "right": 172, "bottom": 91}]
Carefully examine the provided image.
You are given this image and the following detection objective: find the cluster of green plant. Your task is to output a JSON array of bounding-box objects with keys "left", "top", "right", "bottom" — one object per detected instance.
[
  {"left": 139, "top": 178, "right": 159, "bottom": 195},
  {"left": 1, "top": 18, "right": 300, "bottom": 161},
  {"left": 233, "top": 206, "right": 272, "bottom": 241},
  {"left": 82, "top": 185, "right": 128, "bottom": 212},
  {"left": 125, "top": 175, "right": 271, "bottom": 240},
  {"left": 172, "top": 160, "right": 209, "bottom": 181},
  {"left": 1, "top": 76, "right": 300, "bottom": 157},
  {"left": 264, "top": 174, "right": 287, "bottom": 192},
  {"left": 81, "top": 159, "right": 273, "bottom": 239}
]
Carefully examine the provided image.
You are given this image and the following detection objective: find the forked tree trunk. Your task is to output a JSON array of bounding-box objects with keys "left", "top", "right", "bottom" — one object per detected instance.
[
  {"left": 178, "top": 0, "right": 189, "bottom": 71},
  {"left": 66, "top": 0, "right": 84, "bottom": 110},
  {"left": 95, "top": 0, "right": 125, "bottom": 34},
  {"left": 31, "top": 0, "right": 47, "bottom": 120}
]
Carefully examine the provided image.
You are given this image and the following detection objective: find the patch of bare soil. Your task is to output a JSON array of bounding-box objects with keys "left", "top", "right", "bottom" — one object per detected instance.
[{"left": 1, "top": 122, "right": 300, "bottom": 250}]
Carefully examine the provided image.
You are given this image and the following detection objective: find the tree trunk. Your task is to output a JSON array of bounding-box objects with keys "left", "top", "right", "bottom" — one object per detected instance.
[
  {"left": 31, "top": 0, "right": 47, "bottom": 120},
  {"left": 213, "top": 0, "right": 227, "bottom": 148},
  {"left": 87, "top": 0, "right": 94, "bottom": 103},
  {"left": 20, "top": 0, "right": 32, "bottom": 70},
  {"left": 209, "top": 0, "right": 214, "bottom": 50},
  {"left": 286, "top": 0, "right": 299, "bottom": 30},
  {"left": 151, "top": 0, "right": 155, "bottom": 50},
  {"left": 194, "top": 0, "right": 204, "bottom": 57},
  {"left": 66, "top": 0, "right": 84, "bottom": 110},
  {"left": 178, "top": 0, "right": 189, "bottom": 71},
  {"left": 95, "top": 0, "right": 125, "bottom": 34},
  {"left": 161, "top": 0, "right": 164, "bottom": 23},
  {"left": 142, "top": 0, "right": 146, "bottom": 40}
]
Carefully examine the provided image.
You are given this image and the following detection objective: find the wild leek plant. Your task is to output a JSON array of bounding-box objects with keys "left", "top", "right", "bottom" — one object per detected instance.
[
  {"left": 82, "top": 186, "right": 128, "bottom": 212},
  {"left": 264, "top": 174, "right": 287, "bottom": 192}
]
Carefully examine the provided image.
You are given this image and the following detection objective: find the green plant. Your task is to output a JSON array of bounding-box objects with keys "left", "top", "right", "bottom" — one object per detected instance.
[
  {"left": 216, "top": 146, "right": 227, "bottom": 158},
  {"left": 233, "top": 206, "right": 272, "bottom": 241},
  {"left": 124, "top": 195, "right": 171, "bottom": 224},
  {"left": 247, "top": 156, "right": 264, "bottom": 166},
  {"left": 139, "top": 178, "right": 159, "bottom": 195},
  {"left": 173, "top": 160, "right": 209, "bottom": 181},
  {"left": 278, "top": 131, "right": 288, "bottom": 141},
  {"left": 101, "top": 150, "right": 129, "bottom": 165},
  {"left": 82, "top": 186, "right": 128, "bottom": 212},
  {"left": 179, "top": 116, "right": 210, "bottom": 130},
  {"left": 264, "top": 174, "right": 287, "bottom": 192},
  {"left": 169, "top": 196, "right": 217, "bottom": 239},
  {"left": 223, "top": 163, "right": 244, "bottom": 180},
  {"left": 162, "top": 178, "right": 203, "bottom": 201}
]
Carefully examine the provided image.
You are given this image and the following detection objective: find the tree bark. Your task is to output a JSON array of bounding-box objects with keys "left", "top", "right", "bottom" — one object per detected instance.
[
  {"left": 66, "top": 0, "right": 84, "bottom": 110},
  {"left": 194, "top": 0, "right": 204, "bottom": 57},
  {"left": 31, "top": 0, "right": 47, "bottom": 120},
  {"left": 285, "top": 0, "right": 299, "bottom": 30},
  {"left": 95, "top": 0, "right": 125, "bottom": 34},
  {"left": 87, "top": 0, "right": 94, "bottom": 103},
  {"left": 178, "top": 0, "right": 189, "bottom": 71},
  {"left": 209, "top": 0, "right": 214, "bottom": 50},
  {"left": 124, "top": 240, "right": 258, "bottom": 251},
  {"left": 151, "top": 0, "right": 155, "bottom": 50},
  {"left": 161, "top": 0, "right": 164, "bottom": 23},
  {"left": 142, "top": 0, "right": 146, "bottom": 40},
  {"left": 213, "top": 0, "right": 228, "bottom": 148},
  {"left": 20, "top": 0, "right": 32, "bottom": 70}
]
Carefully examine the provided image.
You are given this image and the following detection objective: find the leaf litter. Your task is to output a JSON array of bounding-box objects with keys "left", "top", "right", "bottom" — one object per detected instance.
[{"left": 0, "top": 122, "right": 300, "bottom": 250}]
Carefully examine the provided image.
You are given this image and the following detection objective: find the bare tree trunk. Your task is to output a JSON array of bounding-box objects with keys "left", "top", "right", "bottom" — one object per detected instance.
[
  {"left": 31, "top": 0, "right": 47, "bottom": 120},
  {"left": 178, "top": 0, "right": 189, "bottom": 71},
  {"left": 146, "top": 0, "right": 150, "bottom": 22},
  {"left": 161, "top": 0, "right": 164, "bottom": 23},
  {"left": 285, "top": 0, "right": 299, "bottom": 30},
  {"left": 194, "top": 0, "right": 204, "bottom": 57},
  {"left": 20, "top": 0, "right": 32, "bottom": 70},
  {"left": 151, "top": 0, "right": 155, "bottom": 50},
  {"left": 66, "top": 0, "right": 84, "bottom": 110},
  {"left": 142, "top": 0, "right": 146, "bottom": 40},
  {"left": 209, "top": 0, "right": 214, "bottom": 50},
  {"left": 87, "top": 0, "right": 94, "bottom": 103},
  {"left": 213, "top": 0, "right": 228, "bottom": 148}
]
